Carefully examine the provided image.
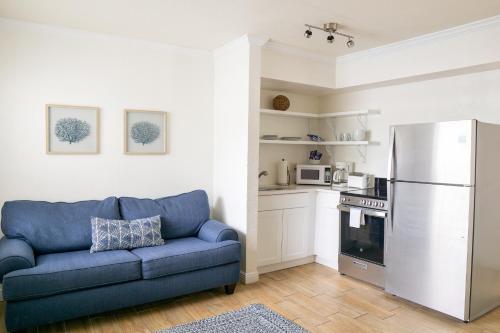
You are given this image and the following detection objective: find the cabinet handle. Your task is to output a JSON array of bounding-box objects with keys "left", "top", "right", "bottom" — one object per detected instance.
[{"left": 352, "top": 260, "right": 368, "bottom": 270}]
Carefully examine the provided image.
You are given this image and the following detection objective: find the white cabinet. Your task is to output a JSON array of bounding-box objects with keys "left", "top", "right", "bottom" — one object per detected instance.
[
  {"left": 257, "top": 210, "right": 284, "bottom": 266},
  {"left": 257, "top": 193, "right": 314, "bottom": 270},
  {"left": 314, "top": 191, "right": 341, "bottom": 269},
  {"left": 257, "top": 190, "right": 341, "bottom": 272},
  {"left": 282, "top": 207, "right": 312, "bottom": 261}
]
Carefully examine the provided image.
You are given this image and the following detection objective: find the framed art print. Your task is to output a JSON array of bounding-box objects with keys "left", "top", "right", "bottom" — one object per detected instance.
[
  {"left": 46, "top": 104, "right": 100, "bottom": 154},
  {"left": 124, "top": 109, "right": 168, "bottom": 154}
]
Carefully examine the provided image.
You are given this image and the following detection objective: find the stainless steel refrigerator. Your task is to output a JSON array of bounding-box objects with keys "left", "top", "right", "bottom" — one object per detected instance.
[{"left": 386, "top": 119, "right": 500, "bottom": 322}]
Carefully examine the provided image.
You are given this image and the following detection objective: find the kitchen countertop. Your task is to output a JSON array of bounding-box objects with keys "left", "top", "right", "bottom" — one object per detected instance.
[{"left": 258, "top": 184, "right": 356, "bottom": 196}]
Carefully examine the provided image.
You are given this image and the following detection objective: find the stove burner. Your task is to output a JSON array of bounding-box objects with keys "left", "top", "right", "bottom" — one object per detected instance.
[{"left": 339, "top": 177, "right": 388, "bottom": 210}]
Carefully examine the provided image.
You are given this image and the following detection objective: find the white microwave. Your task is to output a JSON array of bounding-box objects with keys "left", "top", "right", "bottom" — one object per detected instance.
[{"left": 296, "top": 165, "right": 332, "bottom": 185}]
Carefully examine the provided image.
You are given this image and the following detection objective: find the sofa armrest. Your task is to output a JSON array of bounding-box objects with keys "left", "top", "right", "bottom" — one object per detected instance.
[
  {"left": 198, "top": 220, "right": 238, "bottom": 243},
  {"left": 0, "top": 237, "right": 35, "bottom": 280}
]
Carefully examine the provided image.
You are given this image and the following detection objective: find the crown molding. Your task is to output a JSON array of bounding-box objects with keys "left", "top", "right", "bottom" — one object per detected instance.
[
  {"left": 248, "top": 34, "right": 270, "bottom": 47},
  {"left": 337, "top": 14, "right": 500, "bottom": 64},
  {"left": 0, "top": 17, "right": 212, "bottom": 56},
  {"left": 213, "top": 34, "right": 269, "bottom": 57},
  {"left": 263, "top": 41, "right": 336, "bottom": 64}
]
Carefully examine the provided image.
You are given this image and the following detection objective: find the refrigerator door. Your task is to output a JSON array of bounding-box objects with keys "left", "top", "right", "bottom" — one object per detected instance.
[
  {"left": 390, "top": 120, "right": 476, "bottom": 185},
  {"left": 385, "top": 181, "right": 474, "bottom": 320}
]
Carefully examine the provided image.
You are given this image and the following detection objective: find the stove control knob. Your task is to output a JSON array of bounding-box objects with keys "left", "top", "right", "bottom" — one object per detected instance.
[
  {"left": 380, "top": 202, "right": 385, "bottom": 207},
  {"left": 369, "top": 201, "right": 373, "bottom": 206},
  {"left": 361, "top": 199, "right": 366, "bottom": 204},
  {"left": 341, "top": 197, "right": 345, "bottom": 202}
]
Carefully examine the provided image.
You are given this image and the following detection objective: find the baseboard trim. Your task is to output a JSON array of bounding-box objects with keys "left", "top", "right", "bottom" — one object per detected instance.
[
  {"left": 240, "top": 270, "right": 259, "bottom": 284},
  {"left": 315, "top": 256, "right": 338, "bottom": 270},
  {"left": 257, "top": 255, "right": 316, "bottom": 274}
]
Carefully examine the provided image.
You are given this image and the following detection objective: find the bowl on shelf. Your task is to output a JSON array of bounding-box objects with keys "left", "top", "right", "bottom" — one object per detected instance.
[
  {"left": 309, "top": 159, "right": 321, "bottom": 165},
  {"left": 272, "top": 95, "right": 290, "bottom": 111}
]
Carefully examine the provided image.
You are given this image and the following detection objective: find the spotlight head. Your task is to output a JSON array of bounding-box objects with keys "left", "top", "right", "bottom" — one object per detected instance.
[
  {"left": 304, "top": 28, "right": 312, "bottom": 38},
  {"left": 327, "top": 34, "right": 334, "bottom": 44},
  {"left": 347, "top": 38, "right": 355, "bottom": 48}
]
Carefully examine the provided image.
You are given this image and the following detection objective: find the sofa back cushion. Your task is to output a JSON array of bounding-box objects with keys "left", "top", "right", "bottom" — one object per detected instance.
[
  {"left": 119, "top": 190, "right": 209, "bottom": 240},
  {"left": 1, "top": 197, "right": 120, "bottom": 254}
]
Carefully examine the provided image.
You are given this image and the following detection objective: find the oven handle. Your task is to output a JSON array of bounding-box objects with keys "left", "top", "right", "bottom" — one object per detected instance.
[{"left": 337, "top": 204, "right": 388, "bottom": 218}]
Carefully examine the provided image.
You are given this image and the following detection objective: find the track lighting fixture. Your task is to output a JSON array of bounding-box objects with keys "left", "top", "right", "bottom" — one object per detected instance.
[
  {"left": 304, "top": 22, "right": 355, "bottom": 47},
  {"left": 304, "top": 28, "right": 312, "bottom": 38}
]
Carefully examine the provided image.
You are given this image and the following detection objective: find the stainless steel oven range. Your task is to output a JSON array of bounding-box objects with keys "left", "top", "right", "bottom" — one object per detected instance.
[{"left": 338, "top": 180, "right": 387, "bottom": 288}]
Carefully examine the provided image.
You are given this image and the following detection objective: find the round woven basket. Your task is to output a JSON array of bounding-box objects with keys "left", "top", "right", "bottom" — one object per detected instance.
[{"left": 272, "top": 95, "right": 290, "bottom": 111}]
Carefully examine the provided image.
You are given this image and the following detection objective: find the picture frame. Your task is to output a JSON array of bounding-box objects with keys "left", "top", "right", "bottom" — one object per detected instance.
[
  {"left": 124, "top": 109, "right": 168, "bottom": 155},
  {"left": 46, "top": 104, "right": 100, "bottom": 154}
]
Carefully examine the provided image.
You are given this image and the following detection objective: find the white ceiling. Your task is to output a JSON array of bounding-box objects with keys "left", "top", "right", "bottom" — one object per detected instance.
[{"left": 1, "top": 0, "right": 500, "bottom": 56}]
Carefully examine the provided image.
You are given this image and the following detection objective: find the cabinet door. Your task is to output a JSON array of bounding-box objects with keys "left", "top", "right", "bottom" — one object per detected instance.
[
  {"left": 257, "top": 210, "right": 283, "bottom": 266},
  {"left": 282, "top": 207, "right": 311, "bottom": 262},
  {"left": 314, "top": 192, "right": 340, "bottom": 269}
]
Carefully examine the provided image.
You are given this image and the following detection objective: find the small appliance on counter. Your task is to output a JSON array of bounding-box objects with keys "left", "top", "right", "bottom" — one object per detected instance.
[
  {"left": 277, "top": 158, "right": 290, "bottom": 186},
  {"left": 332, "top": 161, "right": 354, "bottom": 186},
  {"left": 296, "top": 164, "right": 332, "bottom": 185},
  {"left": 347, "top": 173, "right": 375, "bottom": 189}
]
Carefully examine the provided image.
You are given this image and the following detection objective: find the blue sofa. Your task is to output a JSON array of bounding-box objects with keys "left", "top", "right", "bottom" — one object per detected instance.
[{"left": 0, "top": 190, "right": 241, "bottom": 332}]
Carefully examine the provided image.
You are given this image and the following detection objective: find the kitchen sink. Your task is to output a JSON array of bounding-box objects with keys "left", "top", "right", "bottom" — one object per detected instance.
[{"left": 258, "top": 185, "right": 290, "bottom": 191}]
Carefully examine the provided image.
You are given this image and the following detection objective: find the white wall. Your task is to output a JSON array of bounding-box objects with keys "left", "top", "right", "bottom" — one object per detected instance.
[
  {"left": 0, "top": 19, "right": 214, "bottom": 207},
  {"left": 213, "top": 35, "right": 266, "bottom": 283},
  {"left": 262, "top": 43, "right": 335, "bottom": 89},
  {"left": 336, "top": 15, "right": 500, "bottom": 88},
  {"left": 320, "top": 69, "right": 500, "bottom": 176}
]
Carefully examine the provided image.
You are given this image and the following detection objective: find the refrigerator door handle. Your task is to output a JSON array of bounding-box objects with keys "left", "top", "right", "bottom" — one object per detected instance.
[
  {"left": 387, "top": 127, "right": 396, "bottom": 232},
  {"left": 387, "top": 127, "right": 396, "bottom": 181},
  {"left": 388, "top": 181, "right": 394, "bottom": 232}
]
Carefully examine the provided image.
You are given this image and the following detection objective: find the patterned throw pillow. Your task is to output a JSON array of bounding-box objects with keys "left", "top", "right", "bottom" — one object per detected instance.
[{"left": 90, "top": 215, "right": 164, "bottom": 253}]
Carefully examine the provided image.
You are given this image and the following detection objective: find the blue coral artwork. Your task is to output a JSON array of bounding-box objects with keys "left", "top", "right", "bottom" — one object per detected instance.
[
  {"left": 125, "top": 110, "right": 167, "bottom": 154},
  {"left": 131, "top": 121, "right": 160, "bottom": 145},
  {"left": 55, "top": 118, "right": 91, "bottom": 144},
  {"left": 46, "top": 104, "right": 100, "bottom": 154}
]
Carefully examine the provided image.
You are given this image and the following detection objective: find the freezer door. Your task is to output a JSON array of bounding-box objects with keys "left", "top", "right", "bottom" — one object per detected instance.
[
  {"left": 390, "top": 120, "right": 476, "bottom": 185},
  {"left": 386, "top": 181, "right": 474, "bottom": 320}
]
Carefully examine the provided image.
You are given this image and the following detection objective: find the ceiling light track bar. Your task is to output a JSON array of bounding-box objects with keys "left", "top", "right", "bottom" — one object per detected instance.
[
  {"left": 305, "top": 24, "right": 354, "bottom": 39},
  {"left": 304, "top": 22, "right": 355, "bottom": 47}
]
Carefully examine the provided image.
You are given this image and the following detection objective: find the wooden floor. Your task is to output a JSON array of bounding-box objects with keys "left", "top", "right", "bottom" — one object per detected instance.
[{"left": 2, "top": 263, "right": 500, "bottom": 332}]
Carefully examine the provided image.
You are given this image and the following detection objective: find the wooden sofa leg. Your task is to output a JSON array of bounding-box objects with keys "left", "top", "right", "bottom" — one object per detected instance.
[{"left": 224, "top": 283, "right": 236, "bottom": 295}]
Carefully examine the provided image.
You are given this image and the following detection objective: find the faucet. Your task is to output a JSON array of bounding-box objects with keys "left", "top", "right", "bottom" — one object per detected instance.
[{"left": 258, "top": 171, "right": 269, "bottom": 179}]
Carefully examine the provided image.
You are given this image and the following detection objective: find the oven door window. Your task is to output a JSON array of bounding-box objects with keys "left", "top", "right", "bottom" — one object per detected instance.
[
  {"left": 340, "top": 210, "right": 385, "bottom": 265},
  {"left": 300, "top": 169, "right": 320, "bottom": 180}
]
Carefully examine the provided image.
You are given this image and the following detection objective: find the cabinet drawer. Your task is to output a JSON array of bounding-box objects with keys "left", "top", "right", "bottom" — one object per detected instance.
[
  {"left": 316, "top": 191, "right": 340, "bottom": 209},
  {"left": 258, "top": 192, "right": 311, "bottom": 211}
]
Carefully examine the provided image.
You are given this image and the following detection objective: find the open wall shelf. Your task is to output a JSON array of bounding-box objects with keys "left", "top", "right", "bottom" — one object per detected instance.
[
  {"left": 260, "top": 109, "right": 380, "bottom": 119},
  {"left": 259, "top": 140, "right": 378, "bottom": 146}
]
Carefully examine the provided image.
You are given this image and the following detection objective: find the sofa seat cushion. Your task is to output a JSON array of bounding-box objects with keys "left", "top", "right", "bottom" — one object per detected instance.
[
  {"left": 3, "top": 249, "right": 141, "bottom": 301},
  {"left": 131, "top": 237, "right": 241, "bottom": 279}
]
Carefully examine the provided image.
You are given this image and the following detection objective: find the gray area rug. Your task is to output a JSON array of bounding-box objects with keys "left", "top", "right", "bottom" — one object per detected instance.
[{"left": 156, "top": 303, "right": 308, "bottom": 333}]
